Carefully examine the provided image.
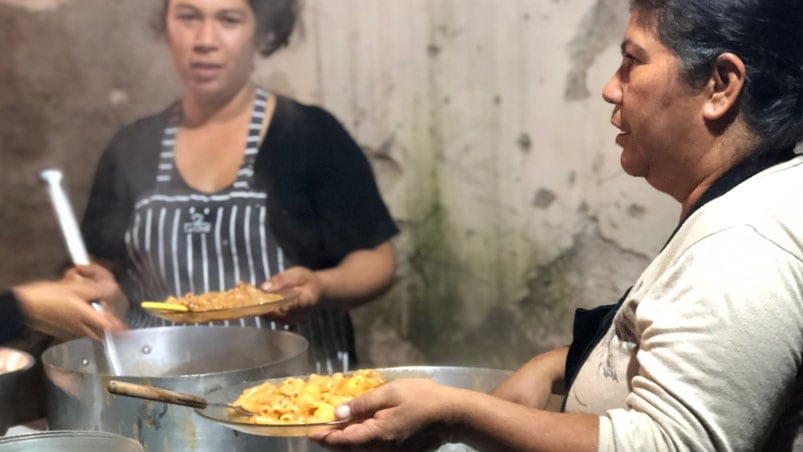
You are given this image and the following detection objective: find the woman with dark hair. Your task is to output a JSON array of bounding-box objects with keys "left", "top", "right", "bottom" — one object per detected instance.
[
  {"left": 155, "top": 0, "right": 300, "bottom": 58},
  {"left": 313, "top": 0, "right": 802, "bottom": 450},
  {"left": 80, "top": 0, "right": 398, "bottom": 373}
]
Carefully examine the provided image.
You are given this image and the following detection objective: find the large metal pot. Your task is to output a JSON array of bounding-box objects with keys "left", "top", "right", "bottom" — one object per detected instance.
[
  {"left": 42, "top": 326, "right": 310, "bottom": 451},
  {"left": 0, "top": 348, "right": 35, "bottom": 435},
  {"left": 0, "top": 430, "right": 144, "bottom": 451}
]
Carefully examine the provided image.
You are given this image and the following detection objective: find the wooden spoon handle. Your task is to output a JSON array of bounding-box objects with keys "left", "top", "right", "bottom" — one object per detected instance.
[{"left": 107, "top": 380, "right": 207, "bottom": 409}]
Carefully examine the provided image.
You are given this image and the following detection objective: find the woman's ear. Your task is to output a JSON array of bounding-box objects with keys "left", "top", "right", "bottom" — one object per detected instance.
[{"left": 703, "top": 52, "right": 746, "bottom": 120}]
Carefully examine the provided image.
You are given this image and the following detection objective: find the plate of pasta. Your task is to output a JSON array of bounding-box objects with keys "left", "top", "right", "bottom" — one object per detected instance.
[
  {"left": 140, "top": 282, "right": 299, "bottom": 323},
  {"left": 195, "top": 369, "right": 387, "bottom": 436}
]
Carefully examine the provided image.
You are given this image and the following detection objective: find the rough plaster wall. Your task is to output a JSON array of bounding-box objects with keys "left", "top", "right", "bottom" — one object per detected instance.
[
  {"left": 308, "top": 0, "right": 677, "bottom": 368},
  {"left": 0, "top": 0, "right": 678, "bottom": 374},
  {"left": 0, "top": 0, "right": 178, "bottom": 282}
]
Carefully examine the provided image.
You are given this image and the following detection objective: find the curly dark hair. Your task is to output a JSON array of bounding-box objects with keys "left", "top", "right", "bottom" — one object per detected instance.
[
  {"left": 630, "top": 0, "right": 803, "bottom": 152},
  {"left": 156, "top": 0, "right": 301, "bottom": 57}
]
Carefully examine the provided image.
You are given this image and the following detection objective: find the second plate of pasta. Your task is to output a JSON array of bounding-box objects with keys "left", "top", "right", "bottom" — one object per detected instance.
[{"left": 196, "top": 369, "right": 386, "bottom": 437}]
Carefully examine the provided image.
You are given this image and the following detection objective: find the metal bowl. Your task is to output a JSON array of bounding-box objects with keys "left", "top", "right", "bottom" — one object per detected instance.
[
  {"left": 0, "top": 347, "right": 35, "bottom": 435},
  {"left": 0, "top": 431, "right": 143, "bottom": 451}
]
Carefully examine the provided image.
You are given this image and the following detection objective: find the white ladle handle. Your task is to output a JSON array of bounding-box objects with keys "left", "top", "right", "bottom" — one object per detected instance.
[
  {"left": 39, "top": 168, "right": 124, "bottom": 376},
  {"left": 39, "top": 169, "right": 90, "bottom": 266}
]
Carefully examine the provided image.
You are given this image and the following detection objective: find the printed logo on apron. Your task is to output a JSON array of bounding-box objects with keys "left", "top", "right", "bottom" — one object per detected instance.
[{"left": 183, "top": 209, "right": 213, "bottom": 234}]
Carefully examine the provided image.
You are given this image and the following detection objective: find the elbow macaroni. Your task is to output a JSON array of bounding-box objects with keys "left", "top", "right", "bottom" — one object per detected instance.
[{"left": 231, "top": 369, "right": 386, "bottom": 424}]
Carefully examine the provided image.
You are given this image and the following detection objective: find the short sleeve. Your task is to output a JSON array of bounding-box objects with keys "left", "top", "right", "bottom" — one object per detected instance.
[
  {"left": 255, "top": 98, "right": 398, "bottom": 269},
  {"left": 307, "top": 108, "right": 398, "bottom": 263},
  {"left": 81, "top": 134, "right": 134, "bottom": 262},
  {"left": 81, "top": 109, "right": 167, "bottom": 262}
]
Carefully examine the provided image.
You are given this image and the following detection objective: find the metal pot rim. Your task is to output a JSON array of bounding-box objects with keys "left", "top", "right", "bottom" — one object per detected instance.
[
  {"left": 41, "top": 326, "right": 309, "bottom": 378},
  {"left": 0, "top": 429, "right": 143, "bottom": 446}
]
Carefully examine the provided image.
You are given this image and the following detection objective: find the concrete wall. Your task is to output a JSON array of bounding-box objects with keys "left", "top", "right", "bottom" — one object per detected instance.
[{"left": 0, "top": 0, "right": 678, "bottom": 371}]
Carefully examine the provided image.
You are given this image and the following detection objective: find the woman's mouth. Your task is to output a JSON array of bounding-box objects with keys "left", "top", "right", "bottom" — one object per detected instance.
[
  {"left": 610, "top": 117, "right": 629, "bottom": 146},
  {"left": 189, "top": 62, "right": 223, "bottom": 81},
  {"left": 615, "top": 130, "right": 630, "bottom": 146}
]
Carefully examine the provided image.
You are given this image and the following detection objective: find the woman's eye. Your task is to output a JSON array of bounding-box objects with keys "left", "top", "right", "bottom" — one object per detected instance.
[
  {"left": 220, "top": 15, "right": 243, "bottom": 26},
  {"left": 176, "top": 13, "right": 199, "bottom": 22},
  {"left": 619, "top": 53, "right": 637, "bottom": 71}
]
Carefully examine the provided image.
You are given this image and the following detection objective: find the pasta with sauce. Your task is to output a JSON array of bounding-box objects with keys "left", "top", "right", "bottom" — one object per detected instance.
[
  {"left": 230, "top": 369, "right": 386, "bottom": 424},
  {"left": 164, "top": 281, "right": 284, "bottom": 312}
]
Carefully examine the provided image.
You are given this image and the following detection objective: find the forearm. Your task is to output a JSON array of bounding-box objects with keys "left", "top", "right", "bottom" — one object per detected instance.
[
  {"left": 446, "top": 387, "right": 598, "bottom": 452},
  {"left": 315, "top": 241, "right": 396, "bottom": 309},
  {"left": 492, "top": 346, "right": 568, "bottom": 409},
  {"left": 519, "top": 346, "right": 568, "bottom": 394}
]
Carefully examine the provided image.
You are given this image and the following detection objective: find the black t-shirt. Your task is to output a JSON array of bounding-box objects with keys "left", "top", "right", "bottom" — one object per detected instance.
[
  {"left": 0, "top": 291, "right": 24, "bottom": 344},
  {"left": 82, "top": 95, "right": 399, "bottom": 271}
]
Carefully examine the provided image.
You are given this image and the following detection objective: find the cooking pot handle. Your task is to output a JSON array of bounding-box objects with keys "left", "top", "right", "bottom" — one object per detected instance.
[{"left": 107, "top": 380, "right": 208, "bottom": 409}]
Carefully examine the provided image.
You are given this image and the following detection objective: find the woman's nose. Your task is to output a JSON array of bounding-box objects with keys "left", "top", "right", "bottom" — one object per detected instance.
[
  {"left": 193, "top": 19, "right": 219, "bottom": 51},
  {"left": 602, "top": 72, "right": 622, "bottom": 105}
]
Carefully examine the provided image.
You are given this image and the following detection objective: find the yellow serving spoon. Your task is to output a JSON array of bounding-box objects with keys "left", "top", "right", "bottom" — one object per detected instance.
[{"left": 140, "top": 301, "right": 190, "bottom": 312}]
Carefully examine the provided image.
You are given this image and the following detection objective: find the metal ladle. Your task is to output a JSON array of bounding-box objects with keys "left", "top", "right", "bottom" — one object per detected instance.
[{"left": 39, "top": 168, "right": 124, "bottom": 376}]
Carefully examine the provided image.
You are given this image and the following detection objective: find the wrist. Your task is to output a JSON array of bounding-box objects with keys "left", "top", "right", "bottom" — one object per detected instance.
[
  {"left": 11, "top": 285, "right": 35, "bottom": 321},
  {"left": 438, "top": 386, "right": 467, "bottom": 444},
  {"left": 440, "top": 386, "right": 469, "bottom": 425},
  {"left": 313, "top": 269, "right": 333, "bottom": 301}
]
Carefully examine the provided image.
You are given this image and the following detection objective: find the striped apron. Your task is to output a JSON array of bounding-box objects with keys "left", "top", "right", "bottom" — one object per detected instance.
[{"left": 121, "top": 89, "right": 354, "bottom": 373}]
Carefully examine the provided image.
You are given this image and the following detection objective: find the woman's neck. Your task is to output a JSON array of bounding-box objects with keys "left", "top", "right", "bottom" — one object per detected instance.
[{"left": 181, "top": 83, "right": 256, "bottom": 128}]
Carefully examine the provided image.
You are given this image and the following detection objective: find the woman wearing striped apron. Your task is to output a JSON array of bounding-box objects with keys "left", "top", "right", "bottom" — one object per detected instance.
[{"left": 80, "top": 0, "right": 398, "bottom": 373}]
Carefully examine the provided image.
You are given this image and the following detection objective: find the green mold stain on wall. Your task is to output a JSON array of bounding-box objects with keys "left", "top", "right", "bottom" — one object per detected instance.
[{"left": 395, "top": 31, "right": 470, "bottom": 357}]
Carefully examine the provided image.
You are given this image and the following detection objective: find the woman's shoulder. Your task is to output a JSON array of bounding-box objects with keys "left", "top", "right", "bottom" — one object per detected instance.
[
  {"left": 98, "top": 103, "right": 176, "bottom": 173},
  {"left": 111, "top": 103, "right": 176, "bottom": 144},
  {"left": 271, "top": 94, "right": 344, "bottom": 132}
]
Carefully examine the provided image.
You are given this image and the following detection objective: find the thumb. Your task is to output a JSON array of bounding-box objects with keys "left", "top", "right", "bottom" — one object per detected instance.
[
  {"left": 263, "top": 268, "right": 304, "bottom": 291},
  {"left": 337, "top": 386, "right": 387, "bottom": 421},
  {"left": 261, "top": 273, "right": 283, "bottom": 292},
  {"left": 334, "top": 404, "right": 352, "bottom": 421}
]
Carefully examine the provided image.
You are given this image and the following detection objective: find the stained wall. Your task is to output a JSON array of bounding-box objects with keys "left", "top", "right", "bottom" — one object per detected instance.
[{"left": 0, "top": 0, "right": 678, "bottom": 371}]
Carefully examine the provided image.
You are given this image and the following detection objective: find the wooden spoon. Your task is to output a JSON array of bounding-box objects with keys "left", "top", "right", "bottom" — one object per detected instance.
[{"left": 107, "top": 380, "right": 255, "bottom": 416}]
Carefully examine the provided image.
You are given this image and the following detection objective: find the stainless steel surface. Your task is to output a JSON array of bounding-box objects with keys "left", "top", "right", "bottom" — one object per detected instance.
[
  {"left": 0, "top": 430, "right": 144, "bottom": 451},
  {"left": 0, "top": 348, "right": 35, "bottom": 436},
  {"left": 42, "top": 326, "right": 311, "bottom": 451}
]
